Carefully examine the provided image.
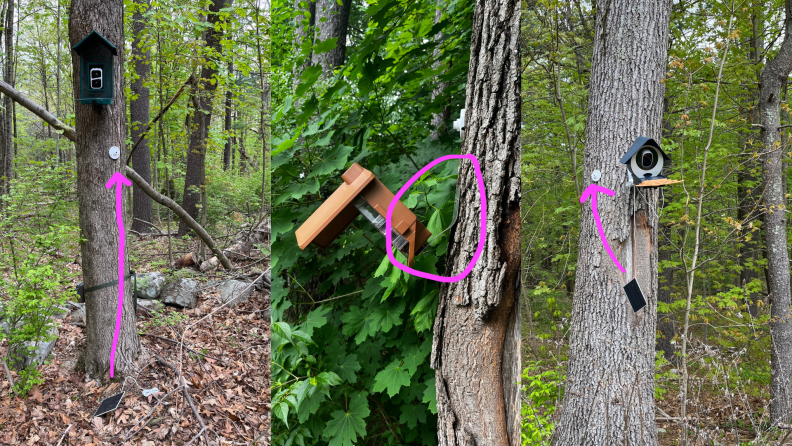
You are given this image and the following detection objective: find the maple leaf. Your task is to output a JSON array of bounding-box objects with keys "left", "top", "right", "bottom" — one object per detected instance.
[
  {"left": 322, "top": 392, "right": 370, "bottom": 446},
  {"left": 372, "top": 359, "right": 410, "bottom": 397}
]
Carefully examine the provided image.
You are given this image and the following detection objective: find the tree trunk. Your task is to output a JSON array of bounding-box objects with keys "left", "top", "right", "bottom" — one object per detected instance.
[
  {"left": 178, "top": 0, "right": 232, "bottom": 236},
  {"left": 223, "top": 62, "right": 233, "bottom": 171},
  {"left": 130, "top": 0, "right": 153, "bottom": 233},
  {"left": 431, "top": 0, "right": 521, "bottom": 443},
  {"left": 759, "top": 0, "right": 792, "bottom": 426},
  {"left": 69, "top": 0, "right": 142, "bottom": 381},
  {"left": 312, "top": 0, "right": 351, "bottom": 74},
  {"left": 553, "top": 1, "right": 671, "bottom": 444},
  {"left": 0, "top": 0, "right": 12, "bottom": 199},
  {"left": 430, "top": 4, "right": 450, "bottom": 141},
  {"left": 292, "top": 0, "right": 315, "bottom": 90}
]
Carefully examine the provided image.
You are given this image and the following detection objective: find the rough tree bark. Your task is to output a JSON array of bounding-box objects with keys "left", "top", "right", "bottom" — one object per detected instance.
[
  {"left": 759, "top": 0, "right": 792, "bottom": 427},
  {"left": 130, "top": 0, "right": 153, "bottom": 233},
  {"left": 178, "top": 0, "right": 231, "bottom": 236},
  {"left": 430, "top": 4, "right": 450, "bottom": 141},
  {"left": 312, "top": 0, "right": 352, "bottom": 74},
  {"left": 553, "top": 1, "right": 671, "bottom": 444},
  {"left": 69, "top": 0, "right": 142, "bottom": 380},
  {"left": 292, "top": 0, "right": 315, "bottom": 89},
  {"left": 430, "top": 0, "right": 521, "bottom": 444}
]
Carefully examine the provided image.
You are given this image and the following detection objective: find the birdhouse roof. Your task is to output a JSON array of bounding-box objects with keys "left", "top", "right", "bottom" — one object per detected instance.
[
  {"left": 72, "top": 31, "right": 117, "bottom": 56},
  {"left": 619, "top": 136, "right": 670, "bottom": 164}
]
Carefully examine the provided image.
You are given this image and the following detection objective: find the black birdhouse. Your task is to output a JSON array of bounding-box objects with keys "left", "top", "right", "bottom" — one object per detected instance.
[
  {"left": 620, "top": 136, "right": 679, "bottom": 187},
  {"left": 72, "top": 31, "right": 117, "bottom": 105}
]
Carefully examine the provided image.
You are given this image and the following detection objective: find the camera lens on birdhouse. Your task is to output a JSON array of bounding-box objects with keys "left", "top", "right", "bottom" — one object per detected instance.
[
  {"left": 638, "top": 147, "right": 657, "bottom": 170},
  {"left": 89, "top": 68, "right": 102, "bottom": 89}
]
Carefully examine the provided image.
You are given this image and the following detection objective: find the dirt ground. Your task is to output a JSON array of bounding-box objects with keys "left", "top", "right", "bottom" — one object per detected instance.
[{"left": 0, "top": 232, "right": 271, "bottom": 445}]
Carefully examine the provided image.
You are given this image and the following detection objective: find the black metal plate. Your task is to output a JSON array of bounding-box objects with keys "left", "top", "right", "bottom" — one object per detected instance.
[
  {"left": 93, "top": 392, "right": 124, "bottom": 417},
  {"left": 623, "top": 279, "right": 647, "bottom": 313}
]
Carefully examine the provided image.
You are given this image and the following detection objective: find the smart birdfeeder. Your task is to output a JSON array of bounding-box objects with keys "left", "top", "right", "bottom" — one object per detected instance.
[
  {"left": 620, "top": 136, "right": 681, "bottom": 187},
  {"left": 296, "top": 163, "right": 432, "bottom": 267},
  {"left": 72, "top": 30, "right": 117, "bottom": 105}
]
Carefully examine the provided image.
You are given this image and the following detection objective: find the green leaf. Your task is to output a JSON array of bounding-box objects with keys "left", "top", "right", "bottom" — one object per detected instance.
[
  {"left": 274, "top": 178, "right": 320, "bottom": 206},
  {"left": 309, "top": 145, "right": 353, "bottom": 178},
  {"left": 295, "top": 65, "right": 322, "bottom": 97},
  {"left": 273, "top": 401, "right": 290, "bottom": 427},
  {"left": 333, "top": 354, "right": 361, "bottom": 383},
  {"left": 303, "top": 306, "right": 331, "bottom": 336},
  {"left": 370, "top": 300, "right": 406, "bottom": 334},
  {"left": 272, "top": 208, "right": 300, "bottom": 240},
  {"left": 322, "top": 391, "right": 370, "bottom": 446},
  {"left": 313, "top": 37, "right": 339, "bottom": 54},
  {"left": 422, "top": 376, "right": 437, "bottom": 414},
  {"left": 372, "top": 359, "right": 411, "bottom": 397},
  {"left": 399, "top": 403, "right": 426, "bottom": 429}
]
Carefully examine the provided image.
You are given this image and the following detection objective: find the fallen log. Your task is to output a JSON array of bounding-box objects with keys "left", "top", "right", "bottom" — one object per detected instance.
[{"left": 125, "top": 166, "right": 233, "bottom": 270}]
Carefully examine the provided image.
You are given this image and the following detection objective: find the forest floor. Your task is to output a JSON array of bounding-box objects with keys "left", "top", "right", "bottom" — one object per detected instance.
[
  {"left": 521, "top": 302, "right": 781, "bottom": 446},
  {"left": 0, "top": 230, "right": 271, "bottom": 446}
]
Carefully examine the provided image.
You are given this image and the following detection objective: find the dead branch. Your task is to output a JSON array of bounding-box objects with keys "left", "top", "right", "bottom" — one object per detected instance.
[
  {"left": 2, "top": 358, "right": 17, "bottom": 397},
  {"left": 126, "top": 75, "right": 196, "bottom": 165},
  {"left": 125, "top": 166, "right": 233, "bottom": 270}
]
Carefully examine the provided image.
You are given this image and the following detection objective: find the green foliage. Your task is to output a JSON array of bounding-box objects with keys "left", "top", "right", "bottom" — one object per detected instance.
[
  {"left": 521, "top": 362, "right": 562, "bottom": 446},
  {"left": 0, "top": 164, "right": 79, "bottom": 397},
  {"left": 272, "top": 0, "right": 472, "bottom": 442}
]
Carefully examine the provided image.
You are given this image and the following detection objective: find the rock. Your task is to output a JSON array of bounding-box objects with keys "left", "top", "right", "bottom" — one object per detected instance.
[
  {"left": 657, "top": 427, "right": 667, "bottom": 434},
  {"left": 137, "top": 299, "right": 165, "bottom": 314},
  {"left": 262, "top": 307, "right": 271, "bottom": 321},
  {"left": 160, "top": 278, "right": 200, "bottom": 308},
  {"left": 68, "top": 303, "right": 86, "bottom": 323},
  {"left": 135, "top": 272, "right": 167, "bottom": 300},
  {"left": 218, "top": 280, "right": 253, "bottom": 307},
  {"left": 8, "top": 325, "right": 58, "bottom": 371}
]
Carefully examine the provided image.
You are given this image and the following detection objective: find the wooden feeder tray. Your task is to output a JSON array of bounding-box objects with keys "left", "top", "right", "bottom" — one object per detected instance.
[
  {"left": 635, "top": 179, "right": 683, "bottom": 188},
  {"left": 295, "top": 163, "right": 431, "bottom": 267}
]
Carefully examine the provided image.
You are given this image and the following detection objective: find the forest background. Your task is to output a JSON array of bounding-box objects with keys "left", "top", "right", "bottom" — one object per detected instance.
[{"left": 521, "top": 0, "right": 792, "bottom": 444}]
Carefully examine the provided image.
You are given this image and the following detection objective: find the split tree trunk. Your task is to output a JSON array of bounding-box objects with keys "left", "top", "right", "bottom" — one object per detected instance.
[
  {"left": 553, "top": 1, "right": 671, "bottom": 444},
  {"left": 178, "top": 0, "right": 232, "bottom": 236},
  {"left": 130, "top": 0, "right": 153, "bottom": 233},
  {"left": 312, "top": 0, "right": 352, "bottom": 74},
  {"left": 759, "top": 0, "right": 792, "bottom": 426},
  {"left": 69, "top": 0, "right": 142, "bottom": 380},
  {"left": 430, "top": 0, "right": 521, "bottom": 443}
]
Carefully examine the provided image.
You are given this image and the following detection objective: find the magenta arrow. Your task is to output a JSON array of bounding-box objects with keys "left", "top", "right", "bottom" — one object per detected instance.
[
  {"left": 105, "top": 172, "right": 132, "bottom": 378},
  {"left": 580, "top": 184, "right": 626, "bottom": 274}
]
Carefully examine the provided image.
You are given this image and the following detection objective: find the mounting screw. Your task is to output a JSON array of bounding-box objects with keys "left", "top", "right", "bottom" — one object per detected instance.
[
  {"left": 109, "top": 146, "right": 120, "bottom": 160},
  {"left": 591, "top": 170, "right": 601, "bottom": 182}
]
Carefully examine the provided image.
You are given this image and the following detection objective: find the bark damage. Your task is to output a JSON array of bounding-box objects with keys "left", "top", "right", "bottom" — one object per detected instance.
[{"left": 431, "top": 0, "right": 521, "bottom": 444}]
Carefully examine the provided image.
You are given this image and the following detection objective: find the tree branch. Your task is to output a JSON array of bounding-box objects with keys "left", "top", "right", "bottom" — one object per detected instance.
[
  {"left": 125, "top": 166, "right": 233, "bottom": 270},
  {"left": 0, "top": 79, "right": 76, "bottom": 142}
]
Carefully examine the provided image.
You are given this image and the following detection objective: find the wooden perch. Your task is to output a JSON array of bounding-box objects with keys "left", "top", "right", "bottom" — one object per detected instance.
[
  {"left": 125, "top": 166, "right": 233, "bottom": 270},
  {"left": 0, "top": 79, "right": 76, "bottom": 142}
]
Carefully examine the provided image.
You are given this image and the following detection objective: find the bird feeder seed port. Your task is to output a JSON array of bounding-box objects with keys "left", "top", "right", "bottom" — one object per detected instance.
[
  {"left": 296, "top": 163, "right": 432, "bottom": 267},
  {"left": 72, "top": 30, "right": 117, "bottom": 106},
  {"left": 620, "top": 136, "right": 682, "bottom": 188}
]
